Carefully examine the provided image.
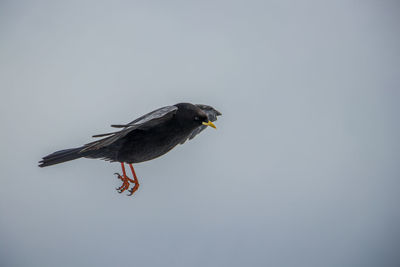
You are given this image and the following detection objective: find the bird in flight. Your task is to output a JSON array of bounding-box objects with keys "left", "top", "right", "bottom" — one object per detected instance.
[{"left": 39, "top": 103, "right": 221, "bottom": 196}]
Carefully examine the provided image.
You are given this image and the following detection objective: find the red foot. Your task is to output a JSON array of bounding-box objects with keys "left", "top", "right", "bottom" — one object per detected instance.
[
  {"left": 128, "top": 182, "right": 139, "bottom": 196},
  {"left": 114, "top": 173, "right": 135, "bottom": 193},
  {"left": 127, "top": 163, "right": 140, "bottom": 196},
  {"left": 115, "top": 163, "right": 140, "bottom": 196}
]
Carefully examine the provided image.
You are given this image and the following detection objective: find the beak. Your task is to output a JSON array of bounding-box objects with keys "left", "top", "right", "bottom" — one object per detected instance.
[{"left": 202, "top": 120, "right": 217, "bottom": 129}]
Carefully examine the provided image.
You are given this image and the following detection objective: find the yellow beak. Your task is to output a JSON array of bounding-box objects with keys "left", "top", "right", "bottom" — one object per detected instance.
[{"left": 202, "top": 120, "right": 217, "bottom": 129}]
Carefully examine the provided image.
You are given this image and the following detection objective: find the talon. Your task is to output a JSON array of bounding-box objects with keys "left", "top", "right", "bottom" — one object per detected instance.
[
  {"left": 128, "top": 183, "right": 139, "bottom": 196},
  {"left": 114, "top": 166, "right": 136, "bottom": 194},
  {"left": 114, "top": 163, "right": 140, "bottom": 197},
  {"left": 114, "top": 173, "right": 123, "bottom": 181},
  {"left": 127, "top": 163, "right": 140, "bottom": 196},
  {"left": 116, "top": 177, "right": 131, "bottom": 193},
  {"left": 117, "top": 183, "right": 128, "bottom": 192}
]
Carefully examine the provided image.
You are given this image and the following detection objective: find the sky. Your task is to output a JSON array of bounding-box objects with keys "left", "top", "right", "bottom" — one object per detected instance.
[{"left": 0, "top": 0, "right": 399, "bottom": 266}]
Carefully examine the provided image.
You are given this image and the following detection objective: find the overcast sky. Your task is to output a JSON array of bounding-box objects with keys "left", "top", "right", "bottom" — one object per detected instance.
[{"left": 1, "top": 0, "right": 399, "bottom": 266}]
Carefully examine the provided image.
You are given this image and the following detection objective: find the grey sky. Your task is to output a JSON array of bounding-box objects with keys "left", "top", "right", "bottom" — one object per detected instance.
[{"left": 1, "top": 0, "right": 399, "bottom": 266}]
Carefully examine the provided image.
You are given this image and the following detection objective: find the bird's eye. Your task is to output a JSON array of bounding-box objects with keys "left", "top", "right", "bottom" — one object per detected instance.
[{"left": 194, "top": 116, "right": 200, "bottom": 121}]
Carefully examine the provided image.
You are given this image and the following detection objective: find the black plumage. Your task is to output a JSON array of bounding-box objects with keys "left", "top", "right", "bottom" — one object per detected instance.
[{"left": 39, "top": 103, "right": 221, "bottom": 196}]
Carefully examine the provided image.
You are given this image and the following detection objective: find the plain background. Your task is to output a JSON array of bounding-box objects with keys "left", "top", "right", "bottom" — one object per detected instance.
[{"left": 1, "top": 0, "right": 399, "bottom": 266}]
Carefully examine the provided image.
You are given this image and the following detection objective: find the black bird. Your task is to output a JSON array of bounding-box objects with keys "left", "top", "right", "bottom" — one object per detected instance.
[{"left": 39, "top": 103, "right": 221, "bottom": 196}]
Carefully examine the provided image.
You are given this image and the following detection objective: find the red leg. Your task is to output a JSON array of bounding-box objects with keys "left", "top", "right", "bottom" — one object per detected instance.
[
  {"left": 115, "top": 162, "right": 134, "bottom": 193},
  {"left": 128, "top": 164, "right": 140, "bottom": 196},
  {"left": 121, "top": 162, "right": 127, "bottom": 177}
]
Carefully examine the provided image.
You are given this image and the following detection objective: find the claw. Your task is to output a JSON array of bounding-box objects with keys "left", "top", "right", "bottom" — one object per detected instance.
[
  {"left": 117, "top": 182, "right": 128, "bottom": 192},
  {"left": 128, "top": 183, "right": 140, "bottom": 196},
  {"left": 115, "top": 163, "right": 140, "bottom": 196},
  {"left": 114, "top": 172, "right": 135, "bottom": 194}
]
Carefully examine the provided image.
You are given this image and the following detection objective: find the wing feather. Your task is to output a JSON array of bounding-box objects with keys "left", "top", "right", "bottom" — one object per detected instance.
[{"left": 81, "top": 106, "right": 178, "bottom": 152}]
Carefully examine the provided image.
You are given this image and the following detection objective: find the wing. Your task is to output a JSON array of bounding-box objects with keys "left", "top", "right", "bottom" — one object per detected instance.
[
  {"left": 81, "top": 106, "right": 178, "bottom": 152},
  {"left": 180, "top": 104, "right": 222, "bottom": 144},
  {"left": 110, "top": 106, "right": 178, "bottom": 128}
]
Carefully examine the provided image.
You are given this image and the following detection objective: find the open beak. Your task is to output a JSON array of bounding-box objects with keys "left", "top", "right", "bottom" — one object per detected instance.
[{"left": 202, "top": 120, "right": 217, "bottom": 129}]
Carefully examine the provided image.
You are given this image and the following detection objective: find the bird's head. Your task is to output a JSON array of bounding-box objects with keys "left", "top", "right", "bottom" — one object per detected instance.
[{"left": 174, "top": 103, "right": 217, "bottom": 129}]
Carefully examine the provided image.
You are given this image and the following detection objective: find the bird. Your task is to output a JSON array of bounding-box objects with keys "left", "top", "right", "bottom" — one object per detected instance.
[{"left": 39, "top": 103, "right": 221, "bottom": 196}]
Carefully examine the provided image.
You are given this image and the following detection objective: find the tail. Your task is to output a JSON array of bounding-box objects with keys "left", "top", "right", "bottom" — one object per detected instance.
[{"left": 39, "top": 147, "right": 86, "bottom": 167}]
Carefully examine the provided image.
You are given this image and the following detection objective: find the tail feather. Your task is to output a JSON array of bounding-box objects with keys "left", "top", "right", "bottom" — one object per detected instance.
[{"left": 39, "top": 147, "right": 85, "bottom": 167}]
